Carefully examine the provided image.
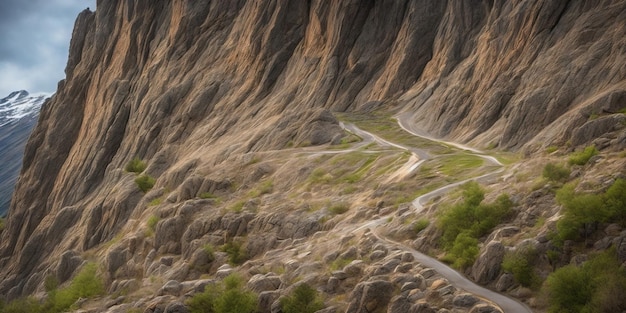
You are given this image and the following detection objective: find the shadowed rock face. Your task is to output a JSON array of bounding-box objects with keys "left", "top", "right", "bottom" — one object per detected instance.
[{"left": 0, "top": 0, "right": 625, "bottom": 297}]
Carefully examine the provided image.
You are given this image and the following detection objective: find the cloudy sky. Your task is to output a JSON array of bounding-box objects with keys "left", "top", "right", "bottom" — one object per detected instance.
[{"left": 0, "top": 0, "right": 96, "bottom": 97}]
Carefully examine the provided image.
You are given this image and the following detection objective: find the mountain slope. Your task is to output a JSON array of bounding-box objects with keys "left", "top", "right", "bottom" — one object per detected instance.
[
  {"left": 0, "top": 91, "right": 48, "bottom": 216},
  {"left": 0, "top": 0, "right": 625, "bottom": 305}
]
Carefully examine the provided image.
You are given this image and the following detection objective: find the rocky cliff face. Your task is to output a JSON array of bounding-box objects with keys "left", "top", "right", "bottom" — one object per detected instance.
[{"left": 1, "top": 0, "right": 625, "bottom": 302}]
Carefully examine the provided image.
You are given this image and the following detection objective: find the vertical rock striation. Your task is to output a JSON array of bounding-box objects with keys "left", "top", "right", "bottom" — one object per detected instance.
[{"left": 0, "top": 0, "right": 625, "bottom": 298}]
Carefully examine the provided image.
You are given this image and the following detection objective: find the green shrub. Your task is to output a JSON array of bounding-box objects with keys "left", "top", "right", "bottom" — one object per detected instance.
[
  {"left": 0, "top": 297, "right": 44, "bottom": 313},
  {"left": 221, "top": 240, "right": 248, "bottom": 265},
  {"left": 203, "top": 244, "right": 216, "bottom": 262},
  {"left": 0, "top": 217, "right": 4, "bottom": 232},
  {"left": 49, "top": 262, "right": 104, "bottom": 312},
  {"left": 554, "top": 179, "right": 626, "bottom": 244},
  {"left": 542, "top": 163, "right": 570, "bottom": 183},
  {"left": 44, "top": 275, "right": 59, "bottom": 292},
  {"left": 147, "top": 215, "right": 160, "bottom": 234},
  {"left": 200, "top": 192, "right": 217, "bottom": 199},
  {"left": 544, "top": 249, "right": 626, "bottom": 313},
  {"left": 230, "top": 201, "right": 245, "bottom": 213},
  {"left": 545, "top": 146, "right": 559, "bottom": 153},
  {"left": 437, "top": 182, "right": 513, "bottom": 269},
  {"left": 604, "top": 178, "right": 626, "bottom": 225},
  {"left": 135, "top": 175, "right": 156, "bottom": 193},
  {"left": 502, "top": 246, "right": 539, "bottom": 288},
  {"left": 413, "top": 219, "right": 430, "bottom": 234},
  {"left": 125, "top": 157, "right": 146, "bottom": 173},
  {"left": 187, "top": 274, "right": 257, "bottom": 313},
  {"left": 187, "top": 283, "right": 216, "bottom": 313},
  {"left": 148, "top": 197, "right": 162, "bottom": 206},
  {"left": 442, "top": 231, "right": 479, "bottom": 269},
  {"left": 328, "top": 202, "right": 349, "bottom": 215},
  {"left": 438, "top": 182, "right": 512, "bottom": 249},
  {"left": 568, "top": 145, "right": 598, "bottom": 165},
  {"left": 281, "top": 283, "right": 324, "bottom": 313}
]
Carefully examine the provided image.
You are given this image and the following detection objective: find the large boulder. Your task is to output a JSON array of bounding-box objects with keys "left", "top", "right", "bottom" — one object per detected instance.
[
  {"left": 346, "top": 280, "right": 394, "bottom": 313},
  {"left": 471, "top": 241, "right": 505, "bottom": 284}
]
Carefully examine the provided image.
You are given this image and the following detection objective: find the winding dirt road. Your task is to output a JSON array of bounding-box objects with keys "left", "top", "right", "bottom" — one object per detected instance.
[{"left": 341, "top": 117, "right": 532, "bottom": 313}]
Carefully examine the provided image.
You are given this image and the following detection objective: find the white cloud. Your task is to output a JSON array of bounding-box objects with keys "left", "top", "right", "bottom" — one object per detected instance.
[{"left": 0, "top": 0, "right": 95, "bottom": 97}]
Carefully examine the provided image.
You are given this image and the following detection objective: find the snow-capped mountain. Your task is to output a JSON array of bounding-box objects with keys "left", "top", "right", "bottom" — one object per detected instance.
[{"left": 0, "top": 90, "right": 49, "bottom": 216}]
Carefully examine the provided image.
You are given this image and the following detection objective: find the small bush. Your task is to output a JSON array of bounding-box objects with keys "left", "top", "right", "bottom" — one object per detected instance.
[
  {"left": 554, "top": 179, "right": 626, "bottom": 243},
  {"left": 147, "top": 215, "right": 160, "bottom": 234},
  {"left": 187, "top": 274, "right": 257, "bottom": 313},
  {"left": 568, "top": 145, "right": 598, "bottom": 165},
  {"left": 221, "top": 240, "right": 248, "bottom": 265},
  {"left": 0, "top": 217, "right": 4, "bottom": 232},
  {"left": 413, "top": 219, "right": 430, "bottom": 234},
  {"left": 605, "top": 178, "right": 626, "bottom": 225},
  {"left": 135, "top": 175, "right": 156, "bottom": 193},
  {"left": 281, "top": 283, "right": 324, "bottom": 313},
  {"left": 544, "top": 249, "right": 626, "bottom": 313},
  {"left": 49, "top": 262, "right": 104, "bottom": 312},
  {"left": 148, "top": 197, "right": 162, "bottom": 206},
  {"left": 328, "top": 202, "right": 349, "bottom": 215},
  {"left": 203, "top": 244, "right": 216, "bottom": 262},
  {"left": 125, "top": 157, "right": 146, "bottom": 173},
  {"left": 502, "top": 246, "right": 540, "bottom": 288},
  {"left": 542, "top": 163, "right": 570, "bottom": 183},
  {"left": 437, "top": 182, "right": 513, "bottom": 269},
  {"left": 443, "top": 231, "right": 479, "bottom": 269},
  {"left": 230, "top": 201, "right": 245, "bottom": 213}
]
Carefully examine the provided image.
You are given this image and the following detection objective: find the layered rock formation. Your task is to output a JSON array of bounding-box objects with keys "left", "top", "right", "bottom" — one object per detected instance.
[{"left": 1, "top": 0, "right": 625, "bottom": 304}]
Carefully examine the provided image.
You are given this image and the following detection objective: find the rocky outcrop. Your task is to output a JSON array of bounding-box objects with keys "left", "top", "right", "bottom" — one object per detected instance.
[{"left": 1, "top": 0, "right": 625, "bottom": 300}]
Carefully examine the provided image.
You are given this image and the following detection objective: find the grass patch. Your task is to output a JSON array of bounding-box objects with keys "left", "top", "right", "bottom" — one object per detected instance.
[
  {"left": 329, "top": 257, "right": 353, "bottom": 271},
  {"left": 438, "top": 154, "right": 483, "bottom": 176},
  {"left": 229, "top": 201, "right": 246, "bottom": 213},
  {"left": 338, "top": 112, "right": 452, "bottom": 154},
  {"left": 542, "top": 163, "right": 570, "bottom": 183},
  {"left": 248, "top": 180, "right": 273, "bottom": 197},
  {"left": 0, "top": 217, "right": 4, "bottom": 232},
  {"left": 545, "top": 146, "right": 559, "bottom": 153},
  {"left": 125, "top": 157, "right": 146, "bottom": 173},
  {"left": 199, "top": 192, "right": 217, "bottom": 199},
  {"left": 340, "top": 155, "right": 377, "bottom": 183},
  {"left": 148, "top": 197, "right": 162, "bottom": 206},
  {"left": 146, "top": 215, "right": 159, "bottom": 235},
  {"left": 568, "top": 145, "right": 598, "bottom": 165},
  {"left": 413, "top": 218, "right": 430, "bottom": 234},
  {"left": 328, "top": 202, "right": 350, "bottom": 215},
  {"left": 135, "top": 175, "right": 156, "bottom": 193}
]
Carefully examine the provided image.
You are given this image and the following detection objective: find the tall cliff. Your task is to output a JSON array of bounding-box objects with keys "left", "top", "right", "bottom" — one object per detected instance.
[{"left": 1, "top": 0, "right": 625, "bottom": 301}]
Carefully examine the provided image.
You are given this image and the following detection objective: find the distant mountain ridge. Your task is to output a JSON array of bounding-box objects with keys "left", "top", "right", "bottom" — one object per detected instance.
[{"left": 0, "top": 90, "right": 48, "bottom": 216}]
